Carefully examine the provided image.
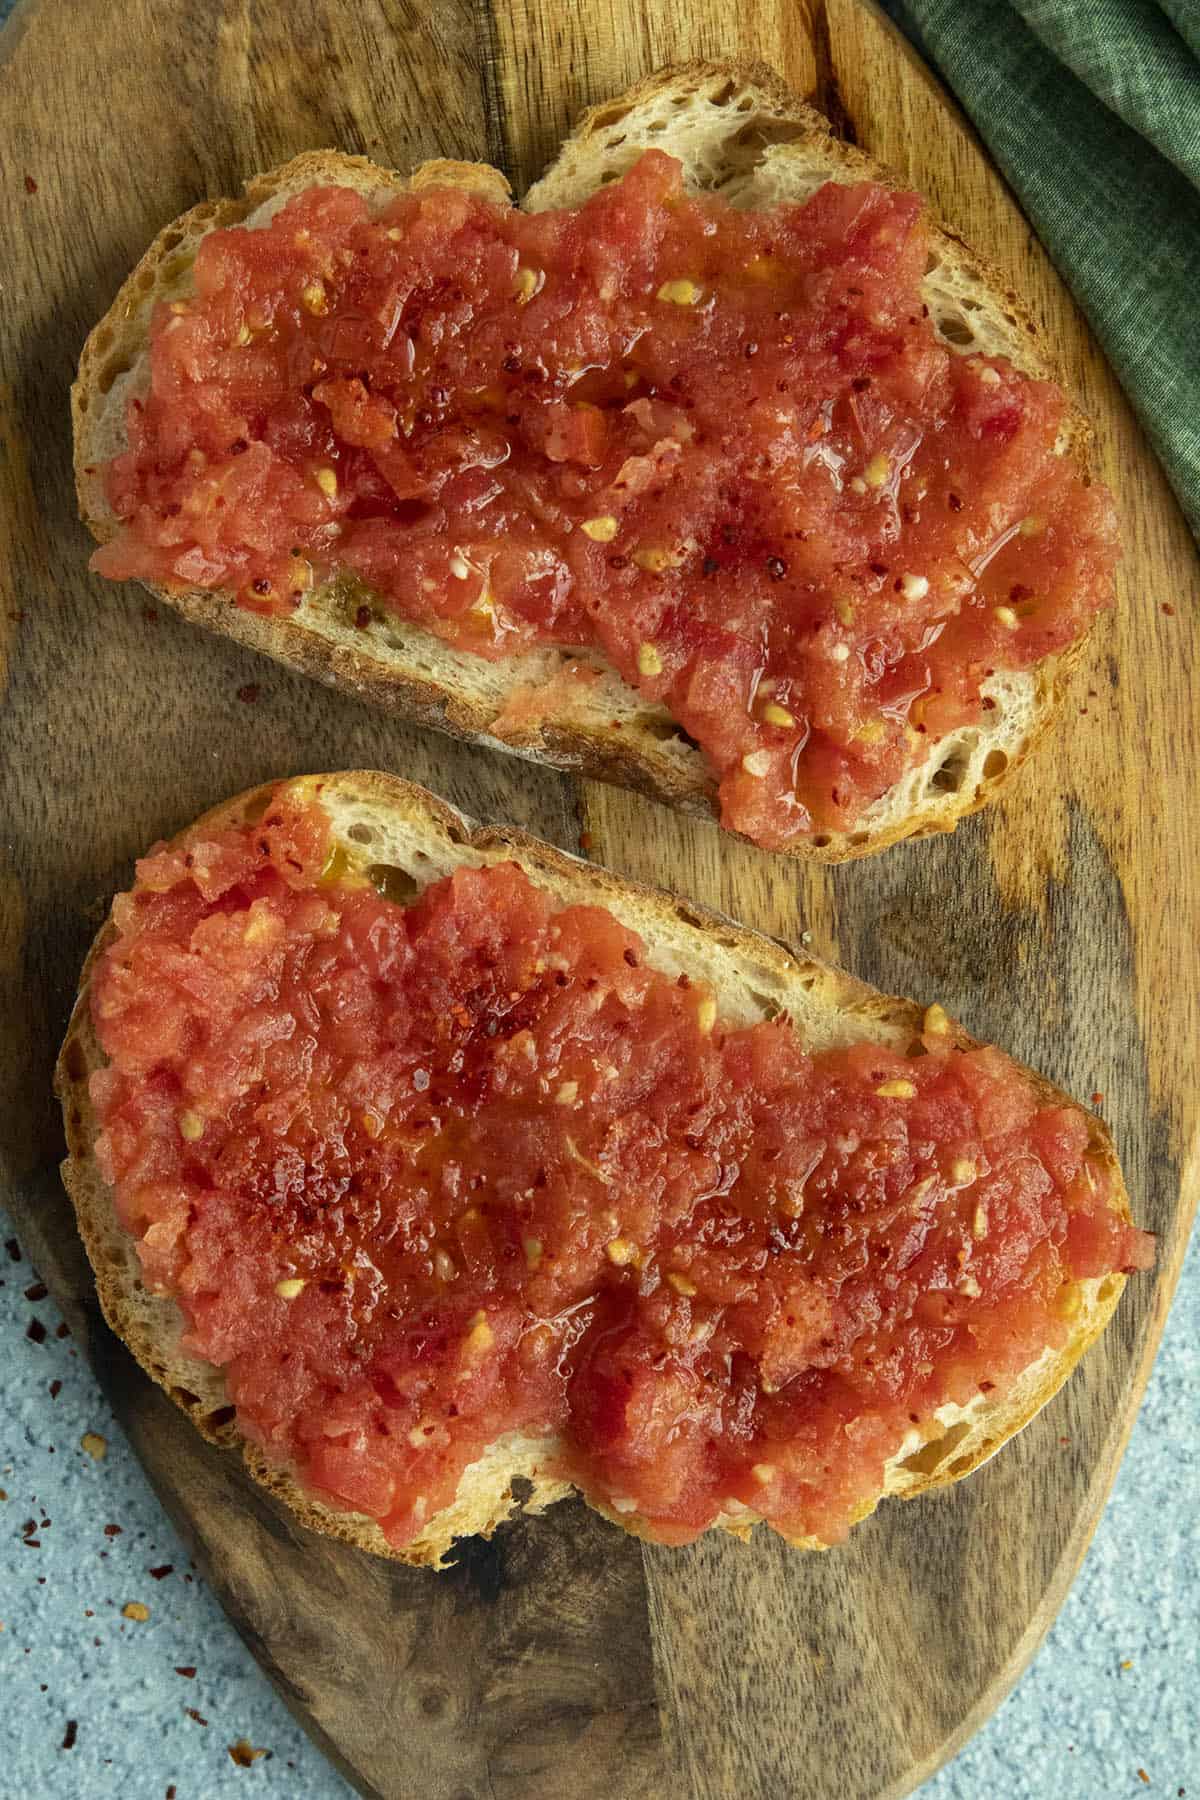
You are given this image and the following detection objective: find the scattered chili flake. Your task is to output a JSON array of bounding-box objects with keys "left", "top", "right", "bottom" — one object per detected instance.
[
  {"left": 0, "top": 1489, "right": 7, "bottom": 1502},
  {"left": 1161, "top": 603, "right": 1175, "bottom": 616},
  {"left": 229, "top": 1739, "right": 268, "bottom": 1767},
  {"left": 55, "top": 1322, "right": 70, "bottom": 1339},
  {"left": 354, "top": 604, "right": 373, "bottom": 629},
  {"left": 149, "top": 1564, "right": 174, "bottom": 1580},
  {"left": 1138, "top": 1773, "right": 1150, "bottom": 1787},
  {"left": 26, "top": 1319, "right": 46, "bottom": 1344},
  {"left": 103, "top": 1524, "right": 122, "bottom": 1538},
  {"left": 24, "top": 174, "right": 38, "bottom": 194},
  {"left": 1091, "top": 1092, "right": 1104, "bottom": 1106},
  {"left": 1060, "top": 1436, "right": 1071, "bottom": 1446},
  {"left": 49, "top": 1380, "right": 62, "bottom": 1399},
  {"left": 579, "top": 831, "right": 594, "bottom": 852},
  {"left": 81, "top": 1433, "right": 107, "bottom": 1460},
  {"left": 185, "top": 1708, "right": 209, "bottom": 1727},
  {"left": 61, "top": 1720, "right": 77, "bottom": 1751},
  {"left": 167, "top": 1788, "right": 177, "bottom": 1799},
  {"left": 24, "top": 1282, "right": 48, "bottom": 1302},
  {"left": 174, "top": 1666, "right": 196, "bottom": 1679},
  {"left": 236, "top": 683, "right": 261, "bottom": 704},
  {"left": 122, "top": 1601, "right": 150, "bottom": 1622}
]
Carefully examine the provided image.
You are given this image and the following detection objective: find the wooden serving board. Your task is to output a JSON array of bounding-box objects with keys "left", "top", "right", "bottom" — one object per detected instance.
[{"left": 2, "top": 2, "right": 1196, "bottom": 1795}]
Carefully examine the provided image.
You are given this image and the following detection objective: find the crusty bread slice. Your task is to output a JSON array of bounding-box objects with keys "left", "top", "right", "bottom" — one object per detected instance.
[
  {"left": 73, "top": 61, "right": 1100, "bottom": 861},
  {"left": 56, "top": 771, "right": 1133, "bottom": 1568}
]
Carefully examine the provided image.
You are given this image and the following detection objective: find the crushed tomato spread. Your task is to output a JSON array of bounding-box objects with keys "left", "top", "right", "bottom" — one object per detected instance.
[
  {"left": 89, "top": 786, "right": 1152, "bottom": 1549},
  {"left": 93, "top": 154, "right": 1118, "bottom": 848}
]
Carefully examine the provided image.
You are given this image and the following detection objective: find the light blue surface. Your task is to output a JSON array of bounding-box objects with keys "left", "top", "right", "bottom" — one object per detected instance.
[
  {"left": 1, "top": 2, "right": 1195, "bottom": 1794},
  {"left": 1, "top": 1205, "right": 1196, "bottom": 1798}
]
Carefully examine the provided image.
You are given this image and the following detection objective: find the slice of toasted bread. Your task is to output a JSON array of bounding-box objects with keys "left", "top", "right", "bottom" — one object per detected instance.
[
  {"left": 73, "top": 61, "right": 1101, "bottom": 861},
  {"left": 56, "top": 771, "right": 1134, "bottom": 1568}
]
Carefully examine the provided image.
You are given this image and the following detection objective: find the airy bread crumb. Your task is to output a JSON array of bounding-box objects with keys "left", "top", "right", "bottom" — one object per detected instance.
[
  {"left": 73, "top": 61, "right": 1100, "bottom": 863},
  {"left": 55, "top": 769, "right": 1132, "bottom": 1568}
]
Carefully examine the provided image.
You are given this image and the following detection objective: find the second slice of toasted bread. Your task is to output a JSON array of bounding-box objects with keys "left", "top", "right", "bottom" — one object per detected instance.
[{"left": 57, "top": 771, "right": 1137, "bottom": 1567}]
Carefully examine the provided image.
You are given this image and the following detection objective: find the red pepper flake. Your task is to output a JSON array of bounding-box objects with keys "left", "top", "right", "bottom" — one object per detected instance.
[
  {"left": 1138, "top": 1773, "right": 1150, "bottom": 1787},
  {"left": 167, "top": 1789, "right": 177, "bottom": 1799},
  {"left": 24, "top": 1282, "right": 48, "bottom": 1302},
  {"left": 49, "top": 1380, "right": 62, "bottom": 1399},
  {"left": 579, "top": 831, "right": 594, "bottom": 852},
  {"left": 354, "top": 604, "right": 372, "bottom": 629},
  {"left": 26, "top": 1318, "right": 46, "bottom": 1344},
  {"left": 103, "top": 1524, "right": 122, "bottom": 1537},
  {"left": 174, "top": 1665, "right": 196, "bottom": 1679},
  {"left": 1091, "top": 1091, "right": 1104, "bottom": 1106},
  {"left": 1060, "top": 1435, "right": 1071, "bottom": 1446},
  {"left": 149, "top": 1564, "right": 174, "bottom": 1580},
  {"left": 24, "top": 174, "right": 38, "bottom": 194},
  {"left": 61, "top": 1720, "right": 77, "bottom": 1750},
  {"left": 55, "top": 1322, "right": 70, "bottom": 1339},
  {"left": 185, "top": 1707, "right": 208, "bottom": 1726},
  {"left": 229, "top": 1739, "right": 268, "bottom": 1767},
  {"left": 236, "top": 683, "right": 260, "bottom": 704},
  {"left": 1161, "top": 603, "right": 1175, "bottom": 615}
]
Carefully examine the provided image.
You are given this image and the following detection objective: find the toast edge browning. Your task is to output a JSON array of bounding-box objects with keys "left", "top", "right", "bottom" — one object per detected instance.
[
  {"left": 71, "top": 60, "right": 1106, "bottom": 862},
  {"left": 54, "top": 770, "right": 1133, "bottom": 1568}
]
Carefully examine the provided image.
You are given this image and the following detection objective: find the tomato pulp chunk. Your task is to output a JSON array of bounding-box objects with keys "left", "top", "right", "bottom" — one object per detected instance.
[
  {"left": 94, "top": 154, "right": 1118, "bottom": 847},
  {"left": 89, "top": 788, "right": 1152, "bottom": 1549}
]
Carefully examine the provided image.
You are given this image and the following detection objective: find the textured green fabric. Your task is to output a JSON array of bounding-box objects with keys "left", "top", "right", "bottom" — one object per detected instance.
[{"left": 894, "top": 0, "right": 1200, "bottom": 539}]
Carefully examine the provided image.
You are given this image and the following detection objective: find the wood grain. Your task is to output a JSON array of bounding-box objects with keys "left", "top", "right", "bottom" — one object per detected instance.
[{"left": 0, "top": 1, "right": 1196, "bottom": 1797}]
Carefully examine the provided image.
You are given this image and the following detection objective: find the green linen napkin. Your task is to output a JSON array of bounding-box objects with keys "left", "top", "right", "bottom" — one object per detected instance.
[{"left": 892, "top": 0, "right": 1200, "bottom": 539}]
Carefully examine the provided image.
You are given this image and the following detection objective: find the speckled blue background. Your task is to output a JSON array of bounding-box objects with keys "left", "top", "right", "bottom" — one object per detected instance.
[
  {"left": 3, "top": 1221, "right": 1196, "bottom": 1798},
  {"left": 2, "top": 2, "right": 1196, "bottom": 1795}
]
